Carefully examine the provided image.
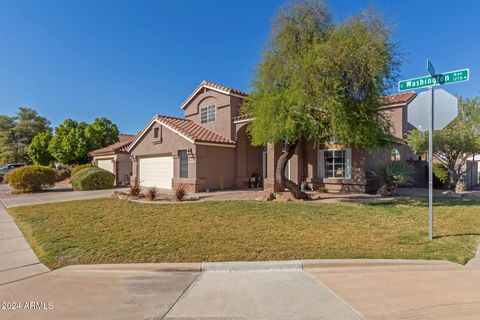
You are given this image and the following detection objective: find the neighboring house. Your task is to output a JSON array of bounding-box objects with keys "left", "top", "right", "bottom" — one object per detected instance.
[
  {"left": 121, "top": 80, "right": 420, "bottom": 193},
  {"left": 90, "top": 134, "right": 135, "bottom": 186},
  {"left": 462, "top": 155, "right": 479, "bottom": 189}
]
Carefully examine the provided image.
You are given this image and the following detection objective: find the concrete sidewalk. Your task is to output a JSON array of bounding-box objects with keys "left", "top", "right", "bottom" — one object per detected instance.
[
  {"left": 0, "top": 202, "right": 49, "bottom": 285},
  {"left": 0, "top": 186, "right": 125, "bottom": 208}
]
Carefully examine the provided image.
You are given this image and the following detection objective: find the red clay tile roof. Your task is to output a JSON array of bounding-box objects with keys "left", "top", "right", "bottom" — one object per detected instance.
[
  {"left": 90, "top": 134, "right": 135, "bottom": 156},
  {"left": 156, "top": 115, "right": 235, "bottom": 145},
  {"left": 180, "top": 80, "right": 248, "bottom": 109},
  {"left": 380, "top": 92, "right": 416, "bottom": 106},
  {"left": 201, "top": 81, "right": 248, "bottom": 96}
]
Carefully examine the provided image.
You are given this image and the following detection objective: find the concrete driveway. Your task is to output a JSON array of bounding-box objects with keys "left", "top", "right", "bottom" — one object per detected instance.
[{"left": 306, "top": 261, "right": 480, "bottom": 320}]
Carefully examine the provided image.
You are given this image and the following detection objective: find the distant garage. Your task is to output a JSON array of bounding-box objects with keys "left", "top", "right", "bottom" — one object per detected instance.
[
  {"left": 138, "top": 156, "right": 174, "bottom": 189},
  {"left": 90, "top": 134, "right": 135, "bottom": 186},
  {"left": 97, "top": 158, "right": 114, "bottom": 173}
]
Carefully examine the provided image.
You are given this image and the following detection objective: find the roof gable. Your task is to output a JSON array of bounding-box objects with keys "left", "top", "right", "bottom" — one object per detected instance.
[
  {"left": 180, "top": 81, "right": 247, "bottom": 110},
  {"left": 127, "top": 115, "right": 236, "bottom": 152}
]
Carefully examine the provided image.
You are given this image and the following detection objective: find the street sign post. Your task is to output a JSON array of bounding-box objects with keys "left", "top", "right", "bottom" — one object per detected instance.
[
  {"left": 399, "top": 61, "right": 469, "bottom": 240},
  {"left": 398, "top": 68, "right": 469, "bottom": 91}
]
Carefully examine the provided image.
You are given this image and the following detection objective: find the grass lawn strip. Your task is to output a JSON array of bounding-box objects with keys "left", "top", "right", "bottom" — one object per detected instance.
[{"left": 8, "top": 198, "right": 480, "bottom": 269}]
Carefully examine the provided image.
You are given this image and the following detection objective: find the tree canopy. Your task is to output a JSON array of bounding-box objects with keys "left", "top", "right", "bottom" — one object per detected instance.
[
  {"left": 242, "top": 0, "right": 400, "bottom": 197},
  {"left": 407, "top": 97, "right": 480, "bottom": 190},
  {"left": 48, "top": 118, "right": 120, "bottom": 165},
  {"left": 28, "top": 131, "right": 54, "bottom": 166},
  {"left": 0, "top": 108, "right": 51, "bottom": 165}
]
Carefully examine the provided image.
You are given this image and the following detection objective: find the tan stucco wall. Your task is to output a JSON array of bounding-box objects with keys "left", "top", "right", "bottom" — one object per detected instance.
[
  {"left": 195, "top": 144, "right": 236, "bottom": 190},
  {"left": 183, "top": 89, "right": 243, "bottom": 141}
]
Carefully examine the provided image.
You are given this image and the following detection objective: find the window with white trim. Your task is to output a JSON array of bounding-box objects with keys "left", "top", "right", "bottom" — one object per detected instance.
[
  {"left": 200, "top": 105, "right": 216, "bottom": 124},
  {"left": 318, "top": 148, "right": 352, "bottom": 179}
]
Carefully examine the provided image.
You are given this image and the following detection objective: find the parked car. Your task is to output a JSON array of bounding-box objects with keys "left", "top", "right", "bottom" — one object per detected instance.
[{"left": 0, "top": 163, "right": 25, "bottom": 175}]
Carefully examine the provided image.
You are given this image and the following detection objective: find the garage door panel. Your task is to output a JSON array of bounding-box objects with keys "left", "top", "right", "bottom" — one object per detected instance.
[
  {"left": 97, "top": 159, "right": 114, "bottom": 174},
  {"left": 139, "top": 156, "right": 173, "bottom": 189}
]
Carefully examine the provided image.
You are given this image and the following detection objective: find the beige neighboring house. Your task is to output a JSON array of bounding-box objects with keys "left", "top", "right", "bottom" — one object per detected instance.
[
  {"left": 107, "top": 80, "right": 421, "bottom": 193},
  {"left": 90, "top": 134, "right": 135, "bottom": 186}
]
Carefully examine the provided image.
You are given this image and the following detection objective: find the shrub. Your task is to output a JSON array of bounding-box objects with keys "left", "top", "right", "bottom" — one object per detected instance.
[
  {"left": 373, "top": 162, "right": 414, "bottom": 196},
  {"left": 175, "top": 184, "right": 186, "bottom": 201},
  {"left": 145, "top": 187, "right": 157, "bottom": 201},
  {"left": 71, "top": 167, "right": 114, "bottom": 191},
  {"left": 130, "top": 184, "right": 140, "bottom": 196},
  {"left": 56, "top": 168, "right": 71, "bottom": 182},
  {"left": 432, "top": 163, "right": 449, "bottom": 188},
  {"left": 317, "top": 187, "right": 329, "bottom": 193},
  {"left": 71, "top": 164, "right": 95, "bottom": 178},
  {"left": 0, "top": 173, "right": 3, "bottom": 184},
  {"left": 7, "top": 165, "right": 57, "bottom": 193}
]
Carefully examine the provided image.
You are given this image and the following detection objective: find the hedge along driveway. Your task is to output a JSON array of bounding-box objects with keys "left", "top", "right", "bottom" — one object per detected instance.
[{"left": 8, "top": 198, "right": 480, "bottom": 269}]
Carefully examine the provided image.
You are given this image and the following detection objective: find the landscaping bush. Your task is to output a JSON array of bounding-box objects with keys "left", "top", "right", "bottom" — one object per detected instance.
[
  {"left": 129, "top": 184, "right": 140, "bottom": 196},
  {"left": 56, "top": 168, "right": 71, "bottom": 182},
  {"left": 373, "top": 162, "right": 414, "bottom": 196},
  {"left": 7, "top": 165, "right": 57, "bottom": 193},
  {"left": 432, "top": 163, "right": 449, "bottom": 188},
  {"left": 71, "top": 167, "right": 114, "bottom": 191},
  {"left": 145, "top": 187, "right": 157, "bottom": 201},
  {"left": 0, "top": 173, "right": 4, "bottom": 184},
  {"left": 71, "top": 163, "right": 95, "bottom": 178},
  {"left": 175, "top": 184, "right": 186, "bottom": 201}
]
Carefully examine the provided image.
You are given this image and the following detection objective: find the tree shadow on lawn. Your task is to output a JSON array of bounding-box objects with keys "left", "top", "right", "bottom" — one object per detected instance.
[
  {"left": 364, "top": 196, "right": 480, "bottom": 207},
  {"left": 434, "top": 232, "right": 480, "bottom": 239}
]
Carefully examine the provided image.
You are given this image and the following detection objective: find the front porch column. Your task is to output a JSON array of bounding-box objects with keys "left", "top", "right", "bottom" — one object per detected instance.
[{"left": 264, "top": 142, "right": 284, "bottom": 192}]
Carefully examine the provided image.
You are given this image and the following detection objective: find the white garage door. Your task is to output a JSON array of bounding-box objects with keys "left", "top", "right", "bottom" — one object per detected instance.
[
  {"left": 139, "top": 156, "right": 174, "bottom": 189},
  {"left": 97, "top": 159, "right": 114, "bottom": 174}
]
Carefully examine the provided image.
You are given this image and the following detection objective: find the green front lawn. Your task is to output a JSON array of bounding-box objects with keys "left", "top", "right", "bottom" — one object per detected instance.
[{"left": 9, "top": 198, "right": 480, "bottom": 269}]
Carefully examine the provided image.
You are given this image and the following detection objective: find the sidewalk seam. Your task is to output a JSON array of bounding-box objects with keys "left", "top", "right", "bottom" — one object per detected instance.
[
  {"left": 303, "top": 270, "right": 366, "bottom": 320},
  {"left": 160, "top": 272, "right": 202, "bottom": 320},
  {"left": 0, "top": 262, "right": 43, "bottom": 273}
]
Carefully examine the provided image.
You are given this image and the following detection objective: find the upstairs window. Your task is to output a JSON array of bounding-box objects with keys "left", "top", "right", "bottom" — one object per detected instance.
[
  {"left": 153, "top": 127, "right": 159, "bottom": 139},
  {"left": 200, "top": 105, "right": 216, "bottom": 124}
]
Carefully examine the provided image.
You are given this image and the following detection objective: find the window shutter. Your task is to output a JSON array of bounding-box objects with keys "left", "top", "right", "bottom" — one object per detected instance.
[
  {"left": 318, "top": 150, "right": 325, "bottom": 178},
  {"left": 345, "top": 148, "right": 352, "bottom": 179}
]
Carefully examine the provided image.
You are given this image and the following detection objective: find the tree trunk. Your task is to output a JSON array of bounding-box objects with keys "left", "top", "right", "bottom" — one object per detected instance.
[
  {"left": 275, "top": 140, "right": 308, "bottom": 199},
  {"left": 447, "top": 162, "right": 459, "bottom": 191}
]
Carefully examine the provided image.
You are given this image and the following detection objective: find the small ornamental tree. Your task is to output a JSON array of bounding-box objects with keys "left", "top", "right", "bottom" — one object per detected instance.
[
  {"left": 243, "top": 0, "right": 399, "bottom": 198},
  {"left": 407, "top": 97, "right": 480, "bottom": 190},
  {"left": 28, "top": 131, "right": 54, "bottom": 166}
]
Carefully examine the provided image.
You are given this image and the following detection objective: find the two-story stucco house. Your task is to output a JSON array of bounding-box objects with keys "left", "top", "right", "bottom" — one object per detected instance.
[{"left": 92, "top": 80, "right": 419, "bottom": 193}]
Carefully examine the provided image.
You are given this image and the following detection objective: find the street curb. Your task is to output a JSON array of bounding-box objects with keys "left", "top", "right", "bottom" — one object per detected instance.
[
  {"left": 63, "top": 263, "right": 202, "bottom": 272},
  {"left": 57, "top": 258, "right": 463, "bottom": 273},
  {"left": 301, "top": 258, "right": 460, "bottom": 269},
  {"left": 201, "top": 260, "right": 303, "bottom": 271}
]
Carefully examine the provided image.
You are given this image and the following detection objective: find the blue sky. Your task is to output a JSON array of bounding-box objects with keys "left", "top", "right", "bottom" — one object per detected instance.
[{"left": 0, "top": 0, "right": 478, "bottom": 134}]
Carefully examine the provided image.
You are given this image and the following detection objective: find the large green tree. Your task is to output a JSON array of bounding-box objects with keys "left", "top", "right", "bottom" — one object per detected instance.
[
  {"left": 86, "top": 117, "right": 120, "bottom": 150},
  {"left": 0, "top": 108, "right": 51, "bottom": 165},
  {"left": 28, "top": 131, "right": 54, "bottom": 166},
  {"left": 243, "top": 0, "right": 399, "bottom": 198},
  {"left": 48, "top": 118, "right": 119, "bottom": 165},
  {"left": 407, "top": 97, "right": 480, "bottom": 190}
]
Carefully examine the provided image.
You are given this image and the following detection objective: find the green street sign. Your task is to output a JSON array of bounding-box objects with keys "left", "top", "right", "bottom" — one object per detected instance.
[{"left": 398, "top": 68, "right": 469, "bottom": 91}]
